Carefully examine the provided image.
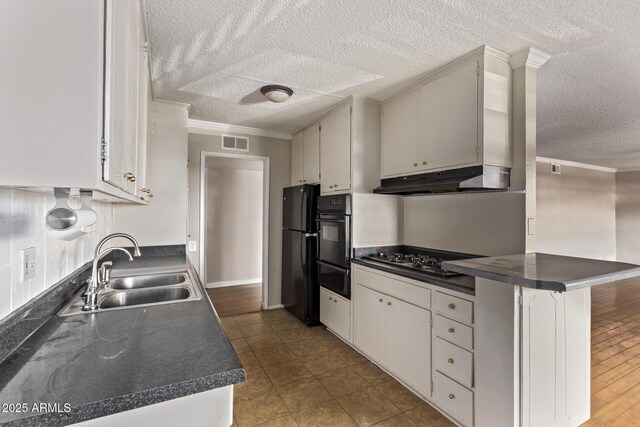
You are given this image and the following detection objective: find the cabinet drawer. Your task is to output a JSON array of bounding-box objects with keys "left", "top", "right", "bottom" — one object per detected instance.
[
  {"left": 320, "top": 287, "right": 351, "bottom": 341},
  {"left": 435, "top": 315, "right": 473, "bottom": 351},
  {"left": 435, "top": 292, "right": 473, "bottom": 324},
  {"left": 434, "top": 371, "right": 474, "bottom": 426},
  {"left": 353, "top": 266, "right": 431, "bottom": 309},
  {"left": 434, "top": 337, "right": 473, "bottom": 388}
]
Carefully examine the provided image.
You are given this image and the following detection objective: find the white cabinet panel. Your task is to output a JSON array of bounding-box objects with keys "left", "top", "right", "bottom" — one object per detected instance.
[
  {"left": 434, "top": 337, "right": 473, "bottom": 388},
  {"left": 381, "top": 90, "right": 422, "bottom": 177},
  {"left": 421, "top": 60, "right": 479, "bottom": 170},
  {"left": 320, "top": 104, "right": 351, "bottom": 193},
  {"left": 291, "top": 132, "right": 304, "bottom": 186},
  {"left": 385, "top": 296, "right": 432, "bottom": 397},
  {"left": 435, "top": 292, "right": 474, "bottom": 325},
  {"left": 353, "top": 284, "right": 385, "bottom": 364},
  {"left": 435, "top": 314, "right": 473, "bottom": 351},
  {"left": 320, "top": 287, "right": 350, "bottom": 341},
  {"left": 303, "top": 124, "right": 320, "bottom": 184},
  {"left": 434, "top": 371, "right": 474, "bottom": 426}
]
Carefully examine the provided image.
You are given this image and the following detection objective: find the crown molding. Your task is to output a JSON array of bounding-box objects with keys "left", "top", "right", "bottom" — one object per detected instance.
[
  {"left": 536, "top": 156, "right": 617, "bottom": 173},
  {"left": 188, "top": 119, "right": 292, "bottom": 140},
  {"left": 510, "top": 48, "right": 551, "bottom": 69},
  {"left": 154, "top": 99, "right": 191, "bottom": 109}
]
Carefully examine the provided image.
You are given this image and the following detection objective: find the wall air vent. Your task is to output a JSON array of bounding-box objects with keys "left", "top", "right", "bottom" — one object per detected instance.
[
  {"left": 551, "top": 164, "right": 561, "bottom": 174},
  {"left": 221, "top": 135, "right": 249, "bottom": 152}
]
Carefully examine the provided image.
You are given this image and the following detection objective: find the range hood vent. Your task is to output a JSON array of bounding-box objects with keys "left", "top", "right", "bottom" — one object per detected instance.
[{"left": 373, "top": 165, "right": 510, "bottom": 195}]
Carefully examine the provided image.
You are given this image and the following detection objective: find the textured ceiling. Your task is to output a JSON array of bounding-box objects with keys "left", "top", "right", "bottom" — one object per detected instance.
[{"left": 146, "top": 0, "right": 640, "bottom": 170}]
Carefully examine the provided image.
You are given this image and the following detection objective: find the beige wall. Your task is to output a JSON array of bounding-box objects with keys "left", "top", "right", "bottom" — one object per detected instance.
[
  {"left": 536, "top": 161, "right": 616, "bottom": 260},
  {"left": 113, "top": 101, "right": 189, "bottom": 246},
  {"left": 403, "top": 192, "right": 526, "bottom": 256},
  {"left": 188, "top": 132, "right": 290, "bottom": 307},
  {"left": 616, "top": 171, "right": 640, "bottom": 264},
  {"left": 205, "top": 159, "right": 263, "bottom": 285}
]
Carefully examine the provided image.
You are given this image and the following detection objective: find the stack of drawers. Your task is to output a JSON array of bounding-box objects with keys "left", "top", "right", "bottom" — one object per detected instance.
[{"left": 433, "top": 291, "right": 475, "bottom": 426}]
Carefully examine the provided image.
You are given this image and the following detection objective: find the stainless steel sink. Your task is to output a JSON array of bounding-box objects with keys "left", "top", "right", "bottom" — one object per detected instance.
[
  {"left": 100, "top": 287, "right": 191, "bottom": 308},
  {"left": 57, "top": 270, "right": 201, "bottom": 316},
  {"left": 110, "top": 273, "right": 187, "bottom": 290}
]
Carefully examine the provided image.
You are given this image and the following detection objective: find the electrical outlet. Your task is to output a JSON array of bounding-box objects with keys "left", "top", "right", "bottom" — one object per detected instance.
[
  {"left": 22, "top": 247, "right": 36, "bottom": 281},
  {"left": 188, "top": 241, "right": 197, "bottom": 252}
]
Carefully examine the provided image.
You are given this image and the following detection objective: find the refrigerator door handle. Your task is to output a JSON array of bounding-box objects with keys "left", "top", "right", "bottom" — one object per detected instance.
[
  {"left": 301, "top": 188, "right": 307, "bottom": 231},
  {"left": 301, "top": 232, "right": 306, "bottom": 278},
  {"left": 304, "top": 233, "right": 318, "bottom": 237}
]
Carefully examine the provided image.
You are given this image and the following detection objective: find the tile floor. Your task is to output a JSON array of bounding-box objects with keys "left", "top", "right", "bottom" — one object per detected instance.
[{"left": 221, "top": 309, "right": 454, "bottom": 427}]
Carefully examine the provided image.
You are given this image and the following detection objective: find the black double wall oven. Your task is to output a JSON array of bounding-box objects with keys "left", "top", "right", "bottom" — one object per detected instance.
[{"left": 316, "top": 194, "right": 351, "bottom": 300}]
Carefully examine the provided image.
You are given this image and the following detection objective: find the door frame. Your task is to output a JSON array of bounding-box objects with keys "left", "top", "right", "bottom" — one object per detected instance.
[{"left": 199, "top": 151, "right": 271, "bottom": 309}]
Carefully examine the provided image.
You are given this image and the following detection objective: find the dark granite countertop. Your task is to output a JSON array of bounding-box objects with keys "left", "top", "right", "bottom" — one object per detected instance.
[
  {"left": 352, "top": 246, "right": 476, "bottom": 296},
  {"left": 442, "top": 253, "right": 640, "bottom": 292},
  {"left": 0, "top": 255, "right": 245, "bottom": 426}
]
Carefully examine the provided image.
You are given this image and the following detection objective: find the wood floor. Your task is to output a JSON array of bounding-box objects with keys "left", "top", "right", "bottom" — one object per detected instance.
[
  {"left": 583, "top": 276, "right": 640, "bottom": 426},
  {"left": 207, "top": 283, "right": 262, "bottom": 317}
]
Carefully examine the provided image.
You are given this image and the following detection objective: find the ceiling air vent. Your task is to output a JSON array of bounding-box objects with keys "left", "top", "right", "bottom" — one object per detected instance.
[
  {"left": 222, "top": 135, "right": 249, "bottom": 152},
  {"left": 551, "top": 164, "right": 561, "bottom": 174}
]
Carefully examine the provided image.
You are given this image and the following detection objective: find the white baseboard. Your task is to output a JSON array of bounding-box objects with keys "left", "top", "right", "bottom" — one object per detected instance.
[
  {"left": 205, "top": 278, "right": 262, "bottom": 289},
  {"left": 266, "top": 304, "right": 284, "bottom": 310}
]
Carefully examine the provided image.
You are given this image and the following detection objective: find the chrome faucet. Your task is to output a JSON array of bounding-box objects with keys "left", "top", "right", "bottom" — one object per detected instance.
[
  {"left": 83, "top": 247, "right": 134, "bottom": 311},
  {"left": 94, "top": 233, "right": 142, "bottom": 258}
]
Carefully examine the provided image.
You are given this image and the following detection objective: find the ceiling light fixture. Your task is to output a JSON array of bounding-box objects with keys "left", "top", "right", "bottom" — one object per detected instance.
[{"left": 260, "top": 85, "right": 293, "bottom": 103}]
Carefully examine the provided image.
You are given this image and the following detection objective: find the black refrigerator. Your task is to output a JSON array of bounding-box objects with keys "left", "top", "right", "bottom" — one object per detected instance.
[{"left": 281, "top": 184, "right": 320, "bottom": 325}]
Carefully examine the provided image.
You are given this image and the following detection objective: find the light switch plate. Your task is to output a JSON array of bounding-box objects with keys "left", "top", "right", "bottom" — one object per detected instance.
[
  {"left": 22, "top": 247, "right": 36, "bottom": 281},
  {"left": 188, "top": 241, "right": 197, "bottom": 252}
]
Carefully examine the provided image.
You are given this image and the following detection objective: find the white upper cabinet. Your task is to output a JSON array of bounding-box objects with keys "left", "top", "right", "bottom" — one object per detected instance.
[
  {"left": 291, "top": 132, "right": 304, "bottom": 186},
  {"left": 291, "top": 97, "right": 380, "bottom": 194},
  {"left": 0, "top": 0, "right": 150, "bottom": 203},
  {"left": 381, "top": 89, "right": 422, "bottom": 177},
  {"left": 303, "top": 124, "right": 320, "bottom": 184},
  {"left": 320, "top": 103, "right": 351, "bottom": 193},
  {"left": 421, "top": 60, "right": 479, "bottom": 170},
  {"left": 380, "top": 47, "right": 511, "bottom": 179}
]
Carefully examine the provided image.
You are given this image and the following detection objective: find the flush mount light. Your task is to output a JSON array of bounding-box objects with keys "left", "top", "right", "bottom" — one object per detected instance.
[{"left": 260, "top": 85, "right": 294, "bottom": 103}]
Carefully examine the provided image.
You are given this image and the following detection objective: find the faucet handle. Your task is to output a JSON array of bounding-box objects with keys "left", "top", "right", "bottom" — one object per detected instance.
[{"left": 99, "top": 261, "right": 113, "bottom": 285}]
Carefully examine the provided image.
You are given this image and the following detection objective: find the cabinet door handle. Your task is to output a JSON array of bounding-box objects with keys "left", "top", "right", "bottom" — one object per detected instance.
[
  {"left": 333, "top": 184, "right": 338, "bottom": 187},
  {"left": 422, "top": 161, "right": 427, "bottom": 165},
  {"left": 448, "top": 358, "right": 454, "bottom": 364},
  {"left": 413, "top": 163, "right": 418, "bottom": 167},
  {"left": 378, "top": 298, "right": 383, "bottom": 303},
  {"left": 148, "top": 193, "right": 153, "bottom": 198},
  {"left": 299, "top": 180, "right": 303, "bottom": 183},
  {"left": 334, "top": 299, "right": 337, "bottom": 303},
  {"left": 448, "top": 303, "right": 456, "bottom": 310},
  {"left": 387, "top": 301, "right": 391, "bottom": 306},
  {"left": 448, "top": 328, "right": 455, "bottom": 334},
  {"left": 124, "top": 172, "right": 136, "bottom": 182},
  {"left": 329, "top": 297, "right": 333, "bottom": 301},
  {"left": 448, "top": 394, "right": 455, "bottom": 400}
]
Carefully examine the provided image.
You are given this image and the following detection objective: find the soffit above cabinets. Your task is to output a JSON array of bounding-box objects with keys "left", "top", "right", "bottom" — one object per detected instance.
[{"left": 146, "top": 0, "right": 640, "bottom": 170}]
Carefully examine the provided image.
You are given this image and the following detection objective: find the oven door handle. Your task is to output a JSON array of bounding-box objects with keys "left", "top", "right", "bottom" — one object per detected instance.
[
  {"left": 317, "top": 260, "right": 350, "bottom": 273},
  {"left": 315, "top": 218, "right": 346, "bottom": 223}
]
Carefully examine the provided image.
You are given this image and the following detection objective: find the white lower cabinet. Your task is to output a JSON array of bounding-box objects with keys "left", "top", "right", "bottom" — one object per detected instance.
[
  {"left": 352, "top": 265, "right": 477, "bottom": 426},
  {"left": 319, "top": 287, "right": 351, "bottom": 342},
  {"left": 353, "top": 269, "right": 432, "bottom": 398}
]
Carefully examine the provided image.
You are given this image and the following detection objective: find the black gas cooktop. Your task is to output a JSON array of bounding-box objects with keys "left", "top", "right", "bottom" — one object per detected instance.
[{"left": 363, "top": 251, "right": 462, "bottom": 277}]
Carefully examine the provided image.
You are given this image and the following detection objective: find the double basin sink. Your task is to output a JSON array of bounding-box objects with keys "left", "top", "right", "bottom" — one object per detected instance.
[{"left": 58, "top": 271, "right": 202, "bottom": 316}]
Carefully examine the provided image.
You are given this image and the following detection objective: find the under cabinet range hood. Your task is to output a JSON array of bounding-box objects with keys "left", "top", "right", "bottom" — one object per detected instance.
[{"left": 373, "top": 165, "right": 510, "bottom": 195}]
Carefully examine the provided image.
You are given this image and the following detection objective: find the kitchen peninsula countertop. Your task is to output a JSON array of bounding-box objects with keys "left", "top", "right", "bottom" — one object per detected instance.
[
  {"left": 0, "top": 256, "right": 245, "bottom": 426},
  {"left": 442, "top": 252, "right": 640, "bottom": 292}
]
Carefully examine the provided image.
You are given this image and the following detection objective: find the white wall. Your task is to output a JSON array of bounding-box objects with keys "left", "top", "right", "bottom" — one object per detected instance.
[
  {"left": 187, "top": 131, "right": 290, "bottom": 308},
  {"left": 0, "top": 189, "right": 113, "bottom": 320},
  {"left": 206, "top": 158, "right": 263, "bottom": 285},
  {"left": 536, "top": 160, "right": 616, "bottom": 260},
  {"left": 113, "top": 101, "right": 188, "bottom": 246},
  {"left": 403, "top": 192, "right": 526, "bottom": 256},
  {"left": 616, "top": 171, "right": 640, "bottom": 264}
]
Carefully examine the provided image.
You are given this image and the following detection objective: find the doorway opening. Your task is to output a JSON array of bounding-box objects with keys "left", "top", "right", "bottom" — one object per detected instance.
[{"left": 199, "top": 152, "right": 270, "bottom": 317}]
